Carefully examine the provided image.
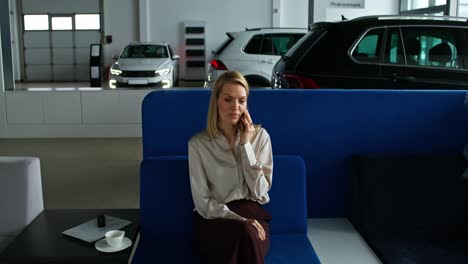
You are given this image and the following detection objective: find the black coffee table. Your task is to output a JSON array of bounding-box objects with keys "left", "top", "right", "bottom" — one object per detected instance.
[{"left": 0, "top": 209, "right": 140, "bottom": 264}]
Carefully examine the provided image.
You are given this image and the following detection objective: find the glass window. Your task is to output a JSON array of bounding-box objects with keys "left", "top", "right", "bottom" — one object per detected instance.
[
  {"left": 352, "top": 28, "right": 383, "bottom": 63},
  {"left": 244, "top": 33, "right": 305, "bottom": 55},
  {"left": 52, "top": 17, "right": 72, "bottom": 30},
  {"left": 261, "top": 35, "right": 276, "bottom": 55},
  {"left": 418, "top": 0, "right": 446, "bottom": 9},
  {"left": 286, "top": 25, "right": 326, "bottom": 57},
  {"left": 459, "top": 4, "right": 468, "bottom": 17},
  {"left": 120, "top": 45, "right": 168, "bottom": 58},
  {"left": 400, "top": 27, "right": 462, "bottom": 69},
  {"left": 297, "top": 30, "right": 335, "bottom": 72},
  {"left": 401, "top": 0, "right": 447, "bottom": 10},
  {"left": 75, "top": 14, "right": 100, "bottom": 30},
  {"left": 244, "top": 35, "right": 263, "bottom": 54},
  {"left": 402, "top": 32, "right": 422, "bottom": 66},
  {"left": 270, "top": 34, "right": 305, "bottom": 55},
  {"left": 24, "top": 15, "right": 49, "bottom": 31},
  {"left": 400, "top": 0, "right": 447, "bottom": 15},
  {"left": 384, "top": 28, "right": 405, "bottom": 65}
]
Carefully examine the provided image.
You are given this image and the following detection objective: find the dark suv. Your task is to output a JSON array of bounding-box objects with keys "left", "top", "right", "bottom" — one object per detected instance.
[{"left": 272, "top": 15, "right": 468, "bottom": 89}]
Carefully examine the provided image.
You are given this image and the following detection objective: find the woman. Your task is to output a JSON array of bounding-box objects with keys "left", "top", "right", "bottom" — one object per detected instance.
[{"left": 188, "top": 71, "right": 273, "bottom": 264}]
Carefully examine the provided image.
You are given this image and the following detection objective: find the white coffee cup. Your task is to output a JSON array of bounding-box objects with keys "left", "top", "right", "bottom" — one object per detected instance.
[{"left": 105, "top": 230, "right": 125, "bottom": 248}]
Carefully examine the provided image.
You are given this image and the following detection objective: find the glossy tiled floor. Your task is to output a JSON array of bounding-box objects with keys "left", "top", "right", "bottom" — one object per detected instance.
[{"left": 308, "top": 218, "right": 381, "bottom": 264}]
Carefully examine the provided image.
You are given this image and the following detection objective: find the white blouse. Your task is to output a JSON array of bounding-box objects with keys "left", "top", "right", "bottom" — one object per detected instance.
[{"left": 188, "top": 127, "right": 273, "bottom": 221}]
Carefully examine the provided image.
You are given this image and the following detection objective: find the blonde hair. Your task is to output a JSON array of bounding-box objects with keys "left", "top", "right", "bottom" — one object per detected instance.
[{"left": 206, "top": 71, "right": 257, "bottom": 139}]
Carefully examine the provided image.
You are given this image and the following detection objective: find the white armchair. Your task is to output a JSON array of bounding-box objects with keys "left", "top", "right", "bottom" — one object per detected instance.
[{"left": 0, "top": 157, "right": 44, "bottom": 253}]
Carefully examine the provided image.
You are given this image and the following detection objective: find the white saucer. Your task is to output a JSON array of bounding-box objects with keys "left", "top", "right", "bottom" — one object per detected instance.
[{"left": 95, "top": 237, "right": 132, "bottom": 253}]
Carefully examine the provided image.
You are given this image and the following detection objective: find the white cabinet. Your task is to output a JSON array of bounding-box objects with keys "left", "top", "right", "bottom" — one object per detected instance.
[{"left": 2, "top": 90, "right": 152, "bottom": 138}]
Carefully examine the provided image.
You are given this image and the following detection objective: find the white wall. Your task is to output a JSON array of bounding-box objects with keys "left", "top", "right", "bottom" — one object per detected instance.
[
  {"left": 450, "top": 0, "right": 458, "bottom": 16},
  {"left": 138, "top": 0, "right": 149, "bottom": 41},
  {"left": 22, "top": 0, "right": 99, "bottom": 13},
  {"left": 102, "top": 0, "right": 139, "bottom": 72},
  {"left": 0, "top": 25, "right": 3, "bottom": 91},
  {"left": 1, "top": 90, "right": 150, "bottom": 138},
  {"left": 280, "top": 0, "right": 308, "bottom": 28},
  {"left": 9, "top": 0, "right": 20, "bottom": 81},
  {"left": 145, "top": 0, "right": 272, "bottom": 70},
  {"left": 314, "top": 0, "right": 399, "bottom": 22},
  {"left": 141, "top": 0, "right": 273, "bottom": 80},
  {"left": 0, "top": 25, "right": 7, "bottom": 137}
]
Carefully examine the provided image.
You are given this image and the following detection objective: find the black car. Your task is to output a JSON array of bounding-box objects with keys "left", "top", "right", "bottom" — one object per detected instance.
[{"left": 272, "top": 15, "right": 468, "bottom": 89}]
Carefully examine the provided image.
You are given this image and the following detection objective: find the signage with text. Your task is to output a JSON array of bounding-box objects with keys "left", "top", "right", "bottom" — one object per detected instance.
[{"left": 329, "top": 0, "right": 365, "bottom": 9}]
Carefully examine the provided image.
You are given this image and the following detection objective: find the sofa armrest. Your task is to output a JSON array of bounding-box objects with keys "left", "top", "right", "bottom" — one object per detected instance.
[
  {"left": 264, "top": 155, "right": 308, "bottom": 234},
  {"left": 0, "top": 157, "right": 44, "bottom": 238}
]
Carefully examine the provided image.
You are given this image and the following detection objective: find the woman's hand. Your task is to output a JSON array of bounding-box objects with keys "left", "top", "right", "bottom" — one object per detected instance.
[
  {"left": 239, "top": 109, "right": 255, "bottom": 145},
  {"left": 246, "top": 218, "right": 266, "bottom": 241}
]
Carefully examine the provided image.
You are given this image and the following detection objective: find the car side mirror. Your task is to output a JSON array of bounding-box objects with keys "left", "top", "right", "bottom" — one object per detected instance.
[
  {"left": 112, "top": 54, "right": 119, "bottom": 61},
  {"left": 172, "top": 54, "right": 180, "bottom": 60}
]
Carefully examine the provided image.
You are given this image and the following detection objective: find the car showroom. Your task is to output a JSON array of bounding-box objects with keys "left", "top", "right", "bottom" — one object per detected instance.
[{"left": 1, "top": 0, "right": 468, "bottom": 263}]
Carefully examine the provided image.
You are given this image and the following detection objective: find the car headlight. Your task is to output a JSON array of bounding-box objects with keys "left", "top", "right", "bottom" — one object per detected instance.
[
  {"left": 110, "top": 65, "right": 122, "bottom": 75},
  {"left": 155, "top": 68, "right": 170, "bottom": 76}
]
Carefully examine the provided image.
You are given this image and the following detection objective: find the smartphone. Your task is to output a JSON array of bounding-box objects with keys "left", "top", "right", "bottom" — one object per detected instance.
[{"left": 238, "top": 113, "right": 245, "bottom": 131}]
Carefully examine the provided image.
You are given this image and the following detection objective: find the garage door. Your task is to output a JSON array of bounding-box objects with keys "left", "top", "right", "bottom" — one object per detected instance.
[{"left": 21, "top": 0, "right": 102, "bottom": 81}]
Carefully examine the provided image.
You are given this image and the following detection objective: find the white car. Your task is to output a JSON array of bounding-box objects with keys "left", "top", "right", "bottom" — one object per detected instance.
[
  {"left": 205, "top": 28, "right": 307, "bottom": 88},
  {"left": 109, "top": 42, "right": 180, "bottom": 88}
]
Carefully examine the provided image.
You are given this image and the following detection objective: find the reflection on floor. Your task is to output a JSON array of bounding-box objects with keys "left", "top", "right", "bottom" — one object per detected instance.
[
  {"left": 308, "top": 218, "right": 382, "bottom": 264},
  {"left": 14, "top": 81, "right": 205, "bottom": 91}
]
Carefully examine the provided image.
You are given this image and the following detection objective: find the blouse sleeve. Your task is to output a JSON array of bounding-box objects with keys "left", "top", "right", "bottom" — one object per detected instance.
[
  {"left": 240, "top": 129, "right": 273, "bottom": 202},
  {"left": 188, "top": 139, "right": 245, "bottom": 221}
]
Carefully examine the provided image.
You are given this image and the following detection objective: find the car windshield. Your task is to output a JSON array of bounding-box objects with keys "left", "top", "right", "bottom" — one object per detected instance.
[{"left": 120, "top": 45, "right": 168, "bottom": 58}]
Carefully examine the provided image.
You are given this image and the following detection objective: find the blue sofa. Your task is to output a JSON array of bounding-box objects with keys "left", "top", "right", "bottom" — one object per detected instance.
[
  {"left": 139, "top": 89, "right": 468, "bottom": 218},
  {"left": 134, "top": 89, "right": 468, "bottom": 263},
  {"left": 133, "top": 155, "right": 321, "bottom": 263}
]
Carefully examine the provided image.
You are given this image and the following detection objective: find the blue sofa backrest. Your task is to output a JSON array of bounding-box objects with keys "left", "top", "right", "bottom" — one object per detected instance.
[
  {"left": 142, "top": 89, "right": 468, "bottom": 217},
  {"left": 140, "top": 155, "right": 307, "bottom": 235}
]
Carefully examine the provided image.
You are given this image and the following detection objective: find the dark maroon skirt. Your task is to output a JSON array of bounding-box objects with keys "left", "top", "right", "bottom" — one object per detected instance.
[{"left": 193, "top": 199, "right": 272, "bottom": 264}]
